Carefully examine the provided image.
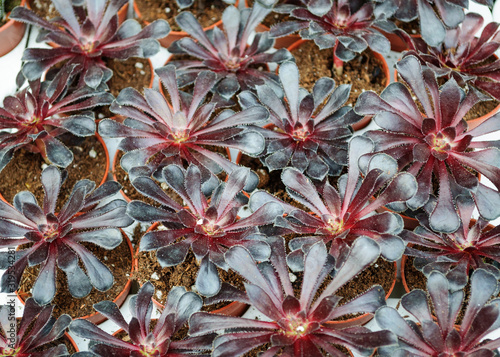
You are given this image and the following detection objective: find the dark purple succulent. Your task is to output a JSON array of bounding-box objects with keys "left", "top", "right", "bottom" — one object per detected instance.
[
  {"left": 0, "top": 65, "right": 113, "bottom": 170},
  {"left": 249, "top": 135, "right": 417, "bottom": 263},
  {"left": 269, "top": 0, "right": 391, "bottom": 72},
  {"left": 355, "top": 55, "right": 500, "bottom": 233},
  {"left": 98, "top": 65, "right": 269, "bottom": 192},
  {"left": 375, "top": 0, "right": 493, "bottom": 47},
  {"left": 399, "top": 13, "right": 500, "bottom": 101},
  {"left": 10, "top": 0, "right": 170, "bottom": 88},
  {"left": 188, "top": 237, "right": 396, "bottom": 356},
  {"left": 0, "top": 165, "right": 133, "bottom": 305},
  {"left": 70, "top": 282, "right": 214, "bottom": 357},
  {"left": 127, "top": 164, "right": 284, "bottom": 297},
  {"left": 402, "top": 194, "right": 500, "bottom": 288},
  {"left": 376, "top": 268, "right": 500, "bottom": 356},
  {"left": 0, "top": 298, "right": 71, "bottom": 357},
  {"left": 238, "top": 60, "right": 361, "bottom": 180},
  {"left": 168, "top": 2, "right": 294, "bottom": 99}
]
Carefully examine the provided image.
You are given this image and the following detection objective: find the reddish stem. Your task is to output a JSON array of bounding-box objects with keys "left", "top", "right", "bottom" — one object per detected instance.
[{"left": 333, "top": 42, "right": 344, "bottom": 77}]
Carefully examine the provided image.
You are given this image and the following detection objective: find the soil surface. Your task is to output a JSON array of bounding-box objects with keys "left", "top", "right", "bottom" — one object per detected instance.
[
  {"left": 29, "top": 0, "right": 58, "bottom": 19},
  {"left": 33, "top": 335, "right": 77, "bottom": 354},
  {"left": 0, "top": 135, "right": 107, "bottom": 211},
  {"left": 291, "top": 41, "right": 387, "bottom": 108},
  {"left": 136, "top": 0, "right": 226, "bottom": 32},
  {"left": 395, "top": 19, "right": 420, "bottom": 35},
  {"left": 135, "top": 224, "right": 245, "bottom": 312},
  {"left": 402, "top": 255, "right": 500, "bottom": 325},
  {"left": 18, "top": 236, "right": 132, "bottom": 319},
  {"left": 96, "top": 57, "right": 152, "bottom": 119},
  {"left": 1, "top": 0, "right": 21, "bottom": 25}
]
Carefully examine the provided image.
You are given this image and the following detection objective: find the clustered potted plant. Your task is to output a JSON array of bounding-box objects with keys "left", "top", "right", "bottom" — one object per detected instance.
[{"left": 0, "top": 0, "right": 500, "bottom": 356}]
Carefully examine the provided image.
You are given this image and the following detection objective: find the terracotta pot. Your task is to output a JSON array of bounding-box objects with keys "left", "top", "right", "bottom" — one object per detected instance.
[
  {"left": 16, "top": 229, "right": 134, "bottom": 325},
  {"left": 113, "top": 147, "right": 232, "bottom": 202},
  {"left": 64, "top": 333, "right": 80, "bottom": 353},
  {"left": 135, "top": 222, "right": 249, "bottom": 317},
  {"left": 0, "top": 133, "right": 110, "bottom": 205},
  {"left": 0, "top": 0, "right": 27, "bottom": 57},
  {"left": 394, "top": 54, "right": 500, "bottom": 130},
  {"left": 133, "top": 0, "right": 240, "bottom": 49},
  {"left": 287, "top": 39, "right": 390, "bottom": 131},
  {"left": 379, "top": 28, "right": 421, "bottom": 53},
  {"left": 117, "top": 2, "right": 129, "bottom": 24}
]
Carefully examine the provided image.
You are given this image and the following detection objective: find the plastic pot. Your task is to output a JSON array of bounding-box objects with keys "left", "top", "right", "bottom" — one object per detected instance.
[
  {"left": 16, "top": 229, "right": 134, "bottom": 325},
  {"left": 0, "top": 0, "right": 27, "bottom": 57},
  {"left": 133, "top": 0, "right": 240, "bottom": 49},
  {"left": 135, "top": 222, "right": 249, "bottom": 317},
  {"left": 287, "top": 39, "right": 391, "bottom": 131},
  {"left": 0, "top": 133, "right": 110, "bottom": 205}
]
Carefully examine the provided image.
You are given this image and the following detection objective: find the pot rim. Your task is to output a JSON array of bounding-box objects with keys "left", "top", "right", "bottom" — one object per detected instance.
[
  {"left": 16, "top": 228, "right": 134, "bottom": 325},
  {"left": 0, "top": 0, "right": 27, "bottom": 32}
]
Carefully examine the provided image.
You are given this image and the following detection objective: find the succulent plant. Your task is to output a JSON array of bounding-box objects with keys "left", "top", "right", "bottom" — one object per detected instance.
[
  {"left": 355, "top": 55, "right": 500, "bottom": 233},
  {"left": 0, "top": 65, "right": 112, "bottom": 171},
  {"left": 238, "top": 60, "right": 361, "bottom": 180},
  {"left": 127, "top": 164, "right": 284, "bottom": 297},
  {"left": 375, "top": 0, "right": 494, "bottom": 47},
  {"left": 249, "top": 135, "right": 417, "bottom": 263},
  {"left": 400, "top": 13, "right": 500, "bottom": 101},
  {"left": 376, "top": 269, "right": 500, "bottom": 356},
  {"left": 10, "top": 0, "right": 170, "bottom": 88},
  {"left": 402, "top": 194, "right": 500, "bottom": 289},
  {"left": 168, "top": 2, "right": 293, "bottom": 99},
  {"left": 0, "top": 298, "right": 71, "bottom": 357},
  {"left": 269, "top": 0, "right": 391, "bottom": 74},
  {"left": 188, "top": 237, "right": 396, "bottom": 356},
  {"left": 0, "top": 166, "right": 133, "bottom": 305},
  {"left": 99, "top": 65, "right": 269, "bottom": 192},
  {"left": 70, "top": 281, "right": 214, "bottom": 357}
]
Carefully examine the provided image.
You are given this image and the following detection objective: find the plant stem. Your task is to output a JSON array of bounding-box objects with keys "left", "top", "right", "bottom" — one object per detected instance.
[
  {"left": 35, "top": 138, "right": 51, "bottom": 165},
  {"left": 333, "top": 42, "right": 344, "bottom": 77}
]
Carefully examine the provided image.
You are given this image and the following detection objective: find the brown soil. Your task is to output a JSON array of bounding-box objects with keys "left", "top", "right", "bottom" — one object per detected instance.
[
  {"left": 135, "top": 225, "right": 245, "bottom": 311},
  {"left": 465, "top": 97, "right": 499, "bottom": 122},
  {"left": 18, "top": 236, "right": 132, "bottom": 319},
  {"left": 136, "top": 0, "right": 226, "bottom": 32},
  {"left": 28, "top": 0, "right": 58, "bottom": 20},
  {"left": 291, "top": 41, "right": 387, "bottom": 108},
  {"left": 402, "top": 256, "right": 500, "bottom": 326},
  {"left": 96, "top": 57, "right": 152, "bottom": 119},
  {"left": 0, "top": 135, "right": 107, "bottom": 211},
  {"left": 113, "top": 150, "right": 184, "bottom": 206},
  {"left": 395, "top": 19, "right": 420, "bottom": 35},
  {"left": 33, "top": 334, "right": 77, "bottom": 355},
  {"left": 1, "top": 0, "right": 21, "bottom": 25}
]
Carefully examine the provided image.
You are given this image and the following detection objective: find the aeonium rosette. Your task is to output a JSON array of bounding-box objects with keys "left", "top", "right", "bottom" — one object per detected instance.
[
  {"left": 402, "top": 194, "right": 500, "bottom": 289},
  {"left": 0, "top": 166, "right": 133, "bottom": 306},
  {"left": 250, "top": 135, "right": 417, "bottom": 264},
  {"left": 98, "top": 65, "right": 269, "bottom": 192},
  {"left": 239, "top": 60, "right": 361, "bottom": 181},
  {"left": 400, "top": 13, "right": 500, "bottom": 102},
  {"left": 70, "top": 282, "right": 215, "bottom": 357},
  {"left": 355, "top": 55, "right": 500, "bottom": 233},
  {"left": 10, "top": 0, "right": 170, "bottom": 88},
  {"left": 0, "top": 65, "right": 113, "bottom": 170},
  {"left": 188, "top": 237, "right": 397, "bottom": 356},
  {"left": 127, "top": 164, "right": 284, "bottom": 297},
  {"left": 168, "top": 1, "right": 293, "bottom": 99}
]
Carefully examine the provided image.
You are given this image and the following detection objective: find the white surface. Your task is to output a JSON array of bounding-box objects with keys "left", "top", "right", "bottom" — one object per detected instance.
[{"left": 0, "top": 4, "right": 499, "bottom": 355}]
